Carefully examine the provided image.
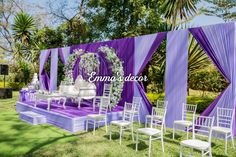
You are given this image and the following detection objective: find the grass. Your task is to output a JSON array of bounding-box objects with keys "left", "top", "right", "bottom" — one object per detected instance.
[{"left": 0, "top": 92, "right": 235, "bottom": 157}]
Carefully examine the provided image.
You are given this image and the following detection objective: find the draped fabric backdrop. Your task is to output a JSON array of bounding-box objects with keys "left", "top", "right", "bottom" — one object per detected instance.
[
  {"left": 39, "top": 22, "right": 236, "bottom": 134},
  {"left": 41, "top": 38, "right": 135, "bottom": 107},
  {"left": 165, "top": 30, "right": 188, "bottom": 127},
  {"left": 49, "top": 48, "right": 58, "bottom": 92},
  {"left": 39, "top": 50, "right": 51, "bottom": 90},
  {"left": 58, "top": 47, "right": 71, "bottom": 64},
  {"left": 39, "top": 33, "right": 166, "bottom": 119},
  {"left": 189, "top": 22, "right": 236, "bottom": 135},
  {"left": 133, "top": 32, "right": 166, "bottom": 122}
]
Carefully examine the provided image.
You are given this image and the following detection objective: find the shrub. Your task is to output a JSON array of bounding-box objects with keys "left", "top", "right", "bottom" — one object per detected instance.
[
  {"left": 189, "top": 69, "right": 228, "bottom": 93},
  {"left": 8, "top": 82, "right": 25, "bottom": 91},
  {"left": 187, "top": 96, "right": 214, "bottom": 114},
  {"left": 147, "top": 92, "right": 215, "bottom": 114}
]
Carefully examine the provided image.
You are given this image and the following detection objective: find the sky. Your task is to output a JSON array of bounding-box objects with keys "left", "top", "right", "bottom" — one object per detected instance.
[{"left": 25, "top": 0, "right": 228, "bottom": 28}]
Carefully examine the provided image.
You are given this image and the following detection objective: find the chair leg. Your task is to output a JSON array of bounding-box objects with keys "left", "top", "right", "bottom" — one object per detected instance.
[
  {"left": 119, "top": 127, "right": 122, "bottom": 145},
  {"left": 136, "top": 132, "right": 139, "bottom": 151},
  {"left": 148, "top": 136, "right": 152, "bottom": 157},
  {"left": 131, "top": 125, "right": 134, "bottom": 141},
  {"left": 105, "top": 118, "right": 108, "bottom": 134},
  {"left": 209, "top": 145, "right": 212, "bottom": 157},
  {"left": 225, "top": 134, "right": 228, "bottom": 155},
  {"left": 180, "top": 145, "right": 183, "bottom": 157},
  {"left": 164, "top": 124, "right": 166, "bottom": 134},
  {"left": 173, "top": 124, "right": 175, "bottom": 140},
  {"left": 93, "top": 120, "right": 96, "bottom": 135},
  {"left": 231, "top": 133, "right": 235, "bottom": 148},
  {"left": 86, "top": 119, "right": 88, "bottom": 132},
  {"left": 161, "top": 133, "right": 164, "bottom": 152},
  {"left": 62, "top": 98, "right": 66, "bottom": 109},
  {"left": 145, "top": 117, "right": 147, "bottom": 128},
  {"left": 201, "top": 150, "right": 204, "bottom": 157},
  {"left": 187, "top": 126, "right": 189, "bottom": 140},
  {"left": 109, "top": 125, "right": 112, "bottom": 140},
  {"left": 190, "top": 148, "right": 193, "bottom": 156},
  {"left": 138, "top": 114, "right": 141, "bottom": 125}
]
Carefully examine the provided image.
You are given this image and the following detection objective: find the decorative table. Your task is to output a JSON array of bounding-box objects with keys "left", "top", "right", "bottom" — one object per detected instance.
[{"left": 34, "top": 93, "right": 66, "bottom": 111}]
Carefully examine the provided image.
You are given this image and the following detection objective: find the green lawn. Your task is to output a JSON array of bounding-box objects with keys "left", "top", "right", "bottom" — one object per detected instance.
[{"left": 0, "top": 92, "right": 235, "bottom": 157}]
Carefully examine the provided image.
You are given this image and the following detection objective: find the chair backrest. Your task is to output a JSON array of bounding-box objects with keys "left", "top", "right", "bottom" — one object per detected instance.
[
  {"left": 150, "top": 106, "right": 167, "bottom": 130},
  {"left": 193, "top": 115, "right": 214, "bottom": 143},
  {"left": 99, "top": 97, "right": 109, "bottom": 115},
  {"left": 216, "top": 107, "right": 235, "bottom": 129},
  {"left": 156, "top": 100, "right": 168, "bottom": 109},
  {"left": 182, "top": 103, "right": 197, "bottom": 121},
  {"left": 132, "top": 97, "right": 141, "bottom": 112},
  {"left": 123, "top": 102, "right": 134, "bottom": 122},
  {"left": 103, "top": 83, "right": 112, "bottom": 97}
]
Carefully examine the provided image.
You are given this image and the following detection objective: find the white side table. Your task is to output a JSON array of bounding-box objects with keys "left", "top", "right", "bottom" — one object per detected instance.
[{"left": 34, "top": 93, "right": 66, "bottom": 111}]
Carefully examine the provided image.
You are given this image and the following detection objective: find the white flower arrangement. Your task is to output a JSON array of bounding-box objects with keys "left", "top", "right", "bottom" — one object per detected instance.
[
  {"left": 63, "top": 49, "right": 100, "bottom": 85},
  {"left": 98, "top": 45, "right": 124, "bottom": 108},
  {"left": 79, "top": 53, "right": 100, "bottom": 75},
  {"left": 63, "top": 49, "right": 84, "bottom": 85}
]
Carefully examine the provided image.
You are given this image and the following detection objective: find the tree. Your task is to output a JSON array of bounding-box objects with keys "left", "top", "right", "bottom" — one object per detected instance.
[
  {"left": 85, "top": 0, "right": 168, "bottom": 40},
  {"left": 0, "top": 0, "right": 23, "bottom": 54},
  {"left": 201, "top": 0, "right": 236, "bottom": 21},
  {"left": 161, "top": 0, "right": 200, "bottom": 26},
  {"left": 12, "top": 12, "right": 35, "bottom": 46}
]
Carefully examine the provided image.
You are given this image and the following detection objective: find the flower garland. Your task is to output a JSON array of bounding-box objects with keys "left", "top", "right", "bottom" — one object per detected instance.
[
  {"left": 63, "top": 49, "right": 99, "bottom": 85},
  {"left": 79, "top": 53, "right": 100, "bottom": 75},
  {"left": 63, "top": 49, "right": 84, "bottom": 85},
  {"left": 98, "top": 46, "right": 124, "bottom": 108}
]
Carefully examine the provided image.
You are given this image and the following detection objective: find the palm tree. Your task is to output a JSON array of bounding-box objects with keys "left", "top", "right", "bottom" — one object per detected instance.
[
  {"left": 12, "top": 12, "right": 35, "bottom": 45},
  {"left": 148, "top": 34, "right": 210, "bottom": 94},
  {"left": 188, "top": 34, "right": 210, "bottom": 76},
  {"left": 188, "top": 34, "right": 210, "bottom": 95},
  {"left": 161, "top": 0, "right": 199, "bottom": 26}
]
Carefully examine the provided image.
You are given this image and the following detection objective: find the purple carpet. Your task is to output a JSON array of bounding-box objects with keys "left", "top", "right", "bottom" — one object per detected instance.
[{"left": 23, "top": 100, "right": 124, "bottom": 118}]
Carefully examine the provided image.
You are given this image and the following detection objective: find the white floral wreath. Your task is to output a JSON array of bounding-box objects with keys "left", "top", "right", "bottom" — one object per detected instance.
[
  {"left": 98, "top": 46, "right": 124, "bottom": 107},
  {"left": 63, "top": 46, "right": 124, "bottom": 108},
  {"left": 63, "top": 49, "right": 99, "bottom": 84}
]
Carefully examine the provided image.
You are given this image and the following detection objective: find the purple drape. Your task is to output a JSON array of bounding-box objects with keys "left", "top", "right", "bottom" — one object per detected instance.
[
  {"left": 39, "top": 50, "right": 51, "bottom": 90},
  {"left": 165, "top": 30, "right": 189, "bottom": 128},
  {"left": 58, "top": 47, "right": 71, "bottom": 64},
  {"left": 133, "top": 33, "right": 166, "bottom": 122},
  {"left": 189, "top": 22, "right": 236, "bottom": 135},
  {"left": 49, "top": 48, "right": 58, "bottom": 92}
]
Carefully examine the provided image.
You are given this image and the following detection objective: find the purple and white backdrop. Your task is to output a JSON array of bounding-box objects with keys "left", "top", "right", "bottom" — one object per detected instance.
[{"left": 39, "top": 22, "right": 236, "bottom": 135}]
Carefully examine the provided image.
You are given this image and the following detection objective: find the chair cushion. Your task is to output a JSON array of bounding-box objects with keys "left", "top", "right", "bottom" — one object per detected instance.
[
  {"left": 212, "top": 126, "right": 231, "bottom": 134},
  {"left": 174, "top": 120, "right": 192, "bottom": 127},
  {"left": 126, "top": 110, "right": 138, "bottom": 114},
  {"left": 146, "top": 115, "right": 152, "bottom": 118},
  {"left": 87, "top": 114, "right": 105, "bottom": 120},
  {"left": 110, "top": 120, "right": 131, "bottom": 127},
  {"left": 145, "top": 115, "right": 163, "bottom": 120},
  {"left": 181, "top": 139, "right": 210, "bottom": 150},
  {"left": 137, "top": 128, "right": 161, "bottom": 136}
]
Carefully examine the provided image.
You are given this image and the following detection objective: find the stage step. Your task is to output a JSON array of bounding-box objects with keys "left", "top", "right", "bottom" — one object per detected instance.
[{"left": 19, "top": 111, "right": 47, "bottom": 125}]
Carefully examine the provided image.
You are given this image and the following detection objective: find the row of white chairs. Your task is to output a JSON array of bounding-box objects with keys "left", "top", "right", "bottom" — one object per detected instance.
[
  {"left": 86, "top": 96, "right": 235, "bottom": 156},
  {"left": 86, "top": 97, "right": 165, "bottom": 157}
]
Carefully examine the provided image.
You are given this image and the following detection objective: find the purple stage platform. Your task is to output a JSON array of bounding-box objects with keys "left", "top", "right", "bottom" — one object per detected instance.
[{"left": 16, "top": 100, "right": 123, "bottom": 133}]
